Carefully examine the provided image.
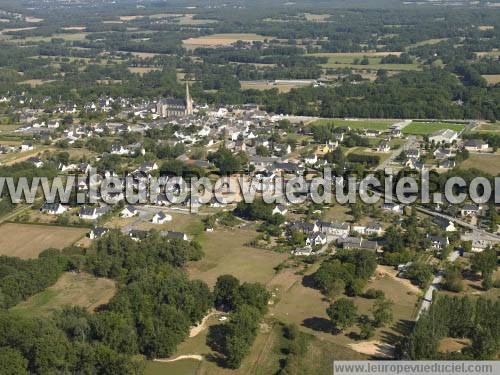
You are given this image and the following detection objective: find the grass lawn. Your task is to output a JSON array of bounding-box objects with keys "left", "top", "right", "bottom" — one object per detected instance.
[
  {"left": 0, "top": 223, "right": 87, "bottom": 259},
  {"left": 311, "top": 118, "right": 396, "bottom": 131},
  {"left": 459, "top": 153, "right": 500, "bottom": 176},
  {"left": 402, "top": 122, "right": 465, "bottom": 135},
  {"left": 10, "top": 272, "right": 116, "bottom": 317},
  {"left": 188, "top": 227, "right": 288, "bottom": 287}
]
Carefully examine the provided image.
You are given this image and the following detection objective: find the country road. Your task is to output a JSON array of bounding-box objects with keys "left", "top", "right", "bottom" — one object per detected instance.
[{"left": 416, "top": 250, "right": 460, "bottom": 320}]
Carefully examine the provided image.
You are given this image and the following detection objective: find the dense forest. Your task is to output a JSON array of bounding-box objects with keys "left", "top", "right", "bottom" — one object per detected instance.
[{"left": 0, "top": 230, "right": 269, "bottom": 373}]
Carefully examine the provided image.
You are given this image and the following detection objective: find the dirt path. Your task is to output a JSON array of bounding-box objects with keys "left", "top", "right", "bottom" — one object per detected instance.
[
  {"left": 375, "top": 265, "right": 421, "bottom": 294},
  {"left": 154, "top": 355, "right": 203, "bottom": 363},
  {"left": 349, "top": 341, "right": 394, "bottom": 358},
  {"left": 189, "top": 309, "right": 216, "bottom": 338}
]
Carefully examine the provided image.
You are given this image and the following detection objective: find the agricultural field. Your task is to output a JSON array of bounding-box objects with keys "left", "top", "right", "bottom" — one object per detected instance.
[
  {"left": 459, "top": 153, "right": 500, "bottom": 176},
  {"left": 128, "top": 67, "right": 161, "bottom": 75},
  {"left": 482, "top": 75, "right": 500, "bottom": 85},
  {"left": 240, "top": 80, "right": 313, "bottom": 93},
  {"left": 183, "top": 33, "right": 271, "bottom": 48},
  {"left": 311, "top": 52, "right": 421, "bottom": 71},
  {"left": 10, "top": 272, "right": 116, "bottom": 317},
  {"left": 402, "top": 122, "right": 465, "bottom": 135},
  {"left": 0, "top": 223, "right": 87, "bottom": 259},
  {"left": 312, "top": 118, "right": 396, "bottom": 131}
]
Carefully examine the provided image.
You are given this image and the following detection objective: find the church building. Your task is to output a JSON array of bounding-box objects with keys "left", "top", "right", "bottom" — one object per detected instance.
[{"left": 156, "top": 83, "right": 193, "bottom": 118}]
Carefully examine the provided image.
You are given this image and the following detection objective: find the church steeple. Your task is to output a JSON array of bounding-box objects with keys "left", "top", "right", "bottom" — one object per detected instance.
[{"left": 185, "top": 81, "right": 193, "bottom": 116}]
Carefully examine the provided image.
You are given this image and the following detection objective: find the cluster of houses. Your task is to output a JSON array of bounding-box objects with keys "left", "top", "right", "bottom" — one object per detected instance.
[{"left": 288, "top": 219, "right": 384, "bottom": 256}]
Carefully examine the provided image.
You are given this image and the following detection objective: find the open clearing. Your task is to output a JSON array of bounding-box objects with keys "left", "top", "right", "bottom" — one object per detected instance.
[
  {"left": 183, "top": 33, "right": 270, "bottom": 48},
  {"left": 270, "top": 264, "right": 419, "bottom": 354},
  {"left": 310, "top": 52, "right": 420, "bottom": 71},
  {"left": 482, "top": 74, "right": 500, "bottom": 85},
  {"left": 241, "top": 80, "right": 313, "bottom": 92},
  {"left": 459, "top": 153, "right": 500, "bottom": 176},
  {"left": 0, "top": 223, "right": 87, "bottom": 259},
  {"left": 11, "top": 272, "right": 116, "bottom": 317},
  {"left": 188, "top": 227, "right": 287, "bottom": 287},
  {"left": 128, "top": 66, "right": 161, "bottom": 74},
  {"left": 402, "top": 122, "right": 465, "bottom": 135}
]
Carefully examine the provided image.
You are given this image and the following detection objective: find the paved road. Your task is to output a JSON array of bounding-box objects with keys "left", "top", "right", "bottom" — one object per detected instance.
[
  {"left": 415, "top": 206, "right": 500, "bottom": 242},
  {"left": 416, "top": 250, "right": 460, "bottom": 320},
  {"left": 375, "top": 134, "right": 417, "bottom": 171}
]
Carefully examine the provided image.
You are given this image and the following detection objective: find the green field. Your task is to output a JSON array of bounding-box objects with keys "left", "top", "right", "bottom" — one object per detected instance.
[
  {"left": 311, "top": 53, "right": 421, "bottom": 71},
  {"left": 312, "top": 118, "right": 396, "bottom": 131},
  {"left": 402, "top": 122, "right": 465, "bottom": 135}
]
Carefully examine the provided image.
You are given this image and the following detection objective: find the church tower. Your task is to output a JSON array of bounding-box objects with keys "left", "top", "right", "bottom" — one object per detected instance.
[{"left": 185, "top": 82, "right": 193, "bottom": 116}]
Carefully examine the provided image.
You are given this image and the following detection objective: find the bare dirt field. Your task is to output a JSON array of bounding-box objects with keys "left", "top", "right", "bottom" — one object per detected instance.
[
  {"left": 183, "top": 33, "right": 270, "bottom": 48},
  {"left": 0, "top": 223, "right": 87, "bottom": 258},
  {"left": 11, "top": 272, "right": 116, "bottom": 316}
]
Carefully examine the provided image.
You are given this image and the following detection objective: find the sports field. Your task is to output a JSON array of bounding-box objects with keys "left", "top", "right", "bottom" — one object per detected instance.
[
  {"left": 402, "top": 122, "right": 465, "bottom": 135},
  {"left": 311, "top": 118, "right": 396, "bottom": 131}
]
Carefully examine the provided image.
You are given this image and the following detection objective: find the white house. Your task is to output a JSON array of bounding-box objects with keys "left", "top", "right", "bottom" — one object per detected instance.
[
  {"left": 120, "top": 205, "right": 138, "bottom": 218},
  {"left": 303, "top": 154, "right": 318, "bottom": 165},
  {"left": 377, "top": 141, "right": 391, "bottom": 152},
  {"left": 429, "top": 129, "right": 459, "bottom": 144},
  {"left": 306, "top": 232, "right": 327, "bottom": 246},
  {"left": 272, "top": 204, "right": 288, "bottom": 216},
  {"left": 317, "top": 221, "right": 350, "bottom": 237},
  {"left": 111, "top": 144, "right": 130, "bottom": 155},
  {"left": 464, "top": 139, "right": 488, "bottom": 152},
  {"left": 20, "top": 141, "right": 33, "bottom": 151},
  {"left": 382, "top": 202, "right": 402, "bottom": 214},
  {"left": 88, "top": 227, "right": 109, "bottom": 240},
  {"left": 40, "top": 202, "right": 67, "bottom": 215},
  {"left": 151, "top": 212, "right": 172, "bottom": 224}
]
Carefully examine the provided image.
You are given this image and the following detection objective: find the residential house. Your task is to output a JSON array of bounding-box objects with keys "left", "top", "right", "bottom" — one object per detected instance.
[
  {"left": 120, "top": 206, "right": 138, "bottom": 218},
  {"left": 460, "top": 204, "right": 480, "bottom": 217},
  {"left": 464, "top": 139, "right": 488, "bottom": 152},
  {"left": 79, "top": 206, "right": 109, "bottom": 220},
  {"left": 292, "top": 245, "right": 314, "bottom": 256},
  {"left": 377, "top": 141, "right": 391, "bottom": 153},
  {"left": 428, "top": 235, "right": 449, "bottom": 250},
  {"left": 111, "top": 144, "right": 130, "bottom": 155},
  {"left": 27, "top": 157, "right": 44, "bottom": 168},
  {"left": 306, "top": 232, "right": 327, "bottom": 246},
  {"left": 151, "top": 212, "right": 172, "bottom": 224},
  {"left": 433, "top": 217, "right": 456, "bottom": 232},
  {"left": 20, "top": 141, "right": 33, "bottom": 151},
  {"left": 129, "top": 229, "right": 149, "bottom": 241},
  {"left": 272, "top": 204, "right": 288, "bottom": 216},
  {"left": 161, "top": 231, "right": 189, "bottom": 241},
  {"left": 40, "top": 202, "right": 66, "bottom": 215},
  {"left": 88, "top": 227, "right": 109, "bottom": 240},
  {"left": 366, "top": 223, "right": 384, "bottom": 237},
  {"left": 382, "top": 202, "right": 402, "bottom": 213},
  {"left": 317, "top": 221, "right": 350, "bottom": 238}
]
